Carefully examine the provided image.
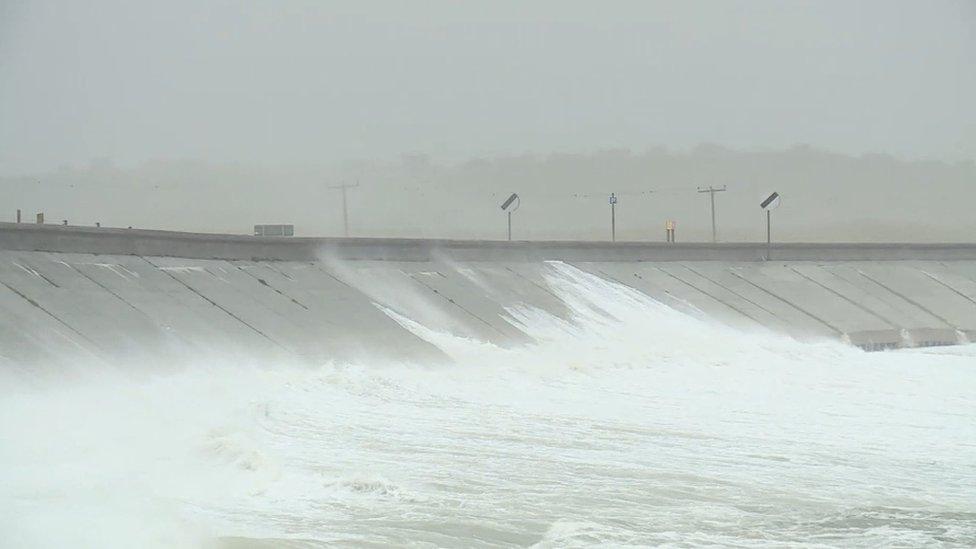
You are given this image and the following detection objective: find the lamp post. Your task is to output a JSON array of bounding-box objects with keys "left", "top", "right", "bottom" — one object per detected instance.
[
  {"left": 759, "top": 191, "right": 781, "bottom": 260},
  {"left": 500, "top": 193, "right": 520, "bottom": 241},
  {"left": 609, "top": 192, "right": 618, "bottom": 242}
]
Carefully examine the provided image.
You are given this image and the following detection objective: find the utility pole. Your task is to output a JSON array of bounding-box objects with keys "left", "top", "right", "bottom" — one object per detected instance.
[
  {"left": 328, "top": 181, "right": 360, "bottom": 237},
  {"left": 609, "top": 193, "right": 618, "bottom": 242},
  {"left": 697, "top": 185, "right": 727, "bottom": 243}
]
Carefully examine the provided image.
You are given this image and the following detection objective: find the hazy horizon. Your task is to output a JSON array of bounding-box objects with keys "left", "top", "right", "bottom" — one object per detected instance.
[
  {"left": 2, "top": 1, "right": 974, "bottom": 241},
  {"left": 2, "top": 0, "right": 975, "bottom": 176},
  {"left": 3, "top": 144, "right": 974, "bottom": 242}
]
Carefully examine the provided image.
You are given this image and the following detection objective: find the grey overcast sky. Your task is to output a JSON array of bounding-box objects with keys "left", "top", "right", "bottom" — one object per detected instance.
[{"left": 1, "top": 0, "right": 974, "bottom": 175}]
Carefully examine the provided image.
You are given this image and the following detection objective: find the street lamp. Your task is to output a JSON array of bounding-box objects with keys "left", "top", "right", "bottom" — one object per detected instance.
[
  {"left": 760, "top": 191, "right": 781, "bottom": 260},
  {"left": 609, "top": 192, "right": 618, "bottom": 242},
  {"left": 500, "top": 193, "right": 520, "bottom": 241}
]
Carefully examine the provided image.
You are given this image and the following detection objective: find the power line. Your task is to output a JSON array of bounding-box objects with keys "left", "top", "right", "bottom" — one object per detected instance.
[{"left": 573, "top": 190, "right": 654, "bottom": 199}]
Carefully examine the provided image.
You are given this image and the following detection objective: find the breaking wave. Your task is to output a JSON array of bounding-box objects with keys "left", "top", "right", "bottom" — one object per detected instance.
[{"left": 1, "top": 262, "right": 974, "bottom": 547}]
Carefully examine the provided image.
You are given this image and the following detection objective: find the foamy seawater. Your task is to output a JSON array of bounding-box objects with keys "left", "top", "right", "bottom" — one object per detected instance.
[{"left": 2, "top": 264, "right": 974, "bottom": 547}]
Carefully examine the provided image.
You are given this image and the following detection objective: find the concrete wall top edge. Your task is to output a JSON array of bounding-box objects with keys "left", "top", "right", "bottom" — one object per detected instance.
[{"left": 2, "top": 222, "right": 976, "bottom": 262}]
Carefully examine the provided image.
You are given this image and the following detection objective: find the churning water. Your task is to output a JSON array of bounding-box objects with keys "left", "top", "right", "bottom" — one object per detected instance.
[{"left": 1, "top": 263, "right": 974, "bottom": 548}]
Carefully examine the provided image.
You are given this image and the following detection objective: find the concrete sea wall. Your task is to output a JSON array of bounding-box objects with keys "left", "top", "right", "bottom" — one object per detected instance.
[{"left": 1, "top": 223, "right": 975, "bottom": 368}]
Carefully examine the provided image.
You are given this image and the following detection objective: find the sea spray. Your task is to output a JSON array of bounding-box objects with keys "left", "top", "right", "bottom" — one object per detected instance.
[{"left": 1, "top": 263, "right": 974, "bottom": 547}]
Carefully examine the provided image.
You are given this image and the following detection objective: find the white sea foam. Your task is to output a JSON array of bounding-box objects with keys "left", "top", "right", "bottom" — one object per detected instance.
[{"left": 1, "top": 263, "right": 973, "bottom": 547}]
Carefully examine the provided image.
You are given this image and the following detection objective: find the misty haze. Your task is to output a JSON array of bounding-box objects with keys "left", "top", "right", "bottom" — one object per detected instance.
[{"left": 1, "top": 2, "right": 974, "bottom": 548}]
